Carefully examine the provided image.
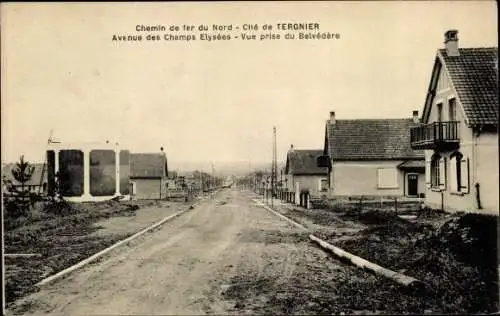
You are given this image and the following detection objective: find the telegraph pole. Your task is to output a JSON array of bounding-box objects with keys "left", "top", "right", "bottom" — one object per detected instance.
[{"left": 271, "top": 126, "right": 278, "bottom": 207}]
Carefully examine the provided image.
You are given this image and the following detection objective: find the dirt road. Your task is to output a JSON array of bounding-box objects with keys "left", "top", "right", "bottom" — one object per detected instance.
[{"left": 8, "top": 189, "right": 387, "bottom": 315}]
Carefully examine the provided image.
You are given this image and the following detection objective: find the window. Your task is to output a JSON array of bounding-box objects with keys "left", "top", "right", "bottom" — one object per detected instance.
[
  {"left": 437, "top": 103, "right": 443, "bottom": 122},
  {"left": 450, "top": 152, "right": 469, "bottom": 193},
  {"left": 448, "top": 98, "right": 457, "bottom": 121},
  {"left": 320, "top": 178, "right": 328, "bottom": 192},
  {"left": 429, "top": 154, "right": 446, "bottom": 189},
  {"left": 377, "top": 168, "right": 399, "bottom": 189}
]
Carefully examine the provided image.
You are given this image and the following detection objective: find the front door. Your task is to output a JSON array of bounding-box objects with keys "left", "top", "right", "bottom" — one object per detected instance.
[{"left": 407, "top": 174, "right": 418, "bottom": 197}]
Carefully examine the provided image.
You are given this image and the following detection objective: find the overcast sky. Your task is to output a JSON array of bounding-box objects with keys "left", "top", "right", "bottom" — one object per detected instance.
[{"left": 1, "top": 1, "right": 497, "bottom": 170}]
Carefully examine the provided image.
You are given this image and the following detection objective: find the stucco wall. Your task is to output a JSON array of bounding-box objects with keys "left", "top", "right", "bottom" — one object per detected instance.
[
  {"left": 291, "top": 174, "right": 328, "bottom": 197},
  {"left": 475, "top": 131, "right": 499, "bottom": 214},
  {"left": 329, "top": 160, "right": 424, "bottom": 198},
  {"left": 132, "top": 178, "right": 163, "bottom": 200},
  {"left": 424, "top": 85, "right": 475, "bottom": 212},
  {"left": 284, "top": 174, "right": 328, "bottom": 196}
]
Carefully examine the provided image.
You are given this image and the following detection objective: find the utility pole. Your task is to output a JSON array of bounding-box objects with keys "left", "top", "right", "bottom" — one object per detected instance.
[{"left": 271, "top": 126, "right": 278, "bottom": 206}]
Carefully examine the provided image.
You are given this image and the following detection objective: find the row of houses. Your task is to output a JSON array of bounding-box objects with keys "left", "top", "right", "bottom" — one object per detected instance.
[{"left": 282, "top": 30, "right": 498, "bottom": 215}]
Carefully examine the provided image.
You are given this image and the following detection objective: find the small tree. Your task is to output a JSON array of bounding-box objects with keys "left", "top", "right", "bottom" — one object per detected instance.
[{"left": 11, "top": 155, "right": 35, "bottom": 200}]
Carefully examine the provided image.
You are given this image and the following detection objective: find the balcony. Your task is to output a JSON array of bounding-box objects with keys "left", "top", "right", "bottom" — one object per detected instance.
[{"left": 410, "top": 121, "right": 460, "bottom": 150}]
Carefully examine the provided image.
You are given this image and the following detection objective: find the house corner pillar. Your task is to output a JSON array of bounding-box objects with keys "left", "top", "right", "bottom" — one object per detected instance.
[
  {"left": 82, "top": 149, "right": 91, "bottom": 199},
  {"left": 115, "top": 149, "right": 120, "bottom": 196}
]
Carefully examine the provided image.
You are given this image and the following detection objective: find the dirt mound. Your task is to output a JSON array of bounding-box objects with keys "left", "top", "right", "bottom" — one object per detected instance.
[
  {"left": 284, "top": 208, "right": 343, "bottom": 227},
  {"left": 418, "top": 213, "right": 498, "bottom": 267},
  {"left": 334, "top": 212, "right": 499, "bottom": 313},
  {"left": 342, "top": 209, "right": 407, "bottom": 226}
]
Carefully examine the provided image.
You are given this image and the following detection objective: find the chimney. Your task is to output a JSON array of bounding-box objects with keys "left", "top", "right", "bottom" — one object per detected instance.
[
  {"left": 329, "top": 111, "right": 336, "bottom": 124},
  {"left": 412, "top": 110, "right": 419, "bottom": 123},
  {"left": 444, "top": 29, "right": 459, "bottom": 57}
]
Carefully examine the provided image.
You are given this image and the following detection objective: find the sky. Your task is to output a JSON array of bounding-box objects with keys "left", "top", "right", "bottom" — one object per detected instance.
[{"left": 1, "top": 1, "right": 498, "bottom": 171}]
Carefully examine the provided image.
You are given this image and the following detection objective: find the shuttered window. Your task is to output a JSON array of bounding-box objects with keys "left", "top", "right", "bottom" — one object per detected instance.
[
  {"left": 460, "top": 157, "right": 469, "bottom": 193},
  {"left": 430, "top": 154, "right": 446, "bottom": 190},
  {"left": 450, "top": 152, "right": 469, "bottom": 194},
  {"left": 449, "top": 155, "right": 458, "bottom": 192},
  {"left": 377, "top": 168, "right": 399, "bottom": 189},
  {"left": 319, "top": 178, "right": 328, "bottom": 192},
  {"left": 430, "top": 155, "right": 440, "bottom": 188},
  {"left": 438, "top": 157, "right": 446, "bottom": 189}
]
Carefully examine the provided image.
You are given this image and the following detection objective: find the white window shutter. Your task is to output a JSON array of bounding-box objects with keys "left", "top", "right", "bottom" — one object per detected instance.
[
  {"left": 425, "top": 160, "right": 431, "bottom": 188},
  {"left": 460, "top": 158, "right": 469, "bottom": 193},
  {"left": 439, "top": 157, "right": 446, "bottom": 189},
  {"left": 449, "top": 156, "right": 457, "bottom": 192}
]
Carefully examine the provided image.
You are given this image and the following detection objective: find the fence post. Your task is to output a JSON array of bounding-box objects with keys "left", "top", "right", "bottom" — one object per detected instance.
[{"left": 394, "top": 197, "right": 398, "bottom": 213}]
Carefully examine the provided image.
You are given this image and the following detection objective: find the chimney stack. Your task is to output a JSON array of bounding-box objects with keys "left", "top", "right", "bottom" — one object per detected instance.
[
  {"left": 412, "top": 110, "right": 419, "bottom": 124},
  {"left": 444, "top": 29, "right": 459, "bottom": 57},
  {"left": 329, "top": 111, "right": 336, "bottom": 124}
]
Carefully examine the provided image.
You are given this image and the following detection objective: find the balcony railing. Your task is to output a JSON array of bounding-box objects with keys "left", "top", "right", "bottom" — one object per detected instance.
[{"left": 410, "top": 121, "right": 460, "bottom": 150}]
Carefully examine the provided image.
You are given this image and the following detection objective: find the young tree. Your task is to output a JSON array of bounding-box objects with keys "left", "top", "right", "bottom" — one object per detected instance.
[{"left": 11, "top": 155, "right": 35, "bottom": 200}]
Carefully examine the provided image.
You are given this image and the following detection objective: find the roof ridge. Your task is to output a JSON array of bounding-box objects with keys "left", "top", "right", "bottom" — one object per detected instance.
[
  {"left": 328, "top": 118, "right": 412, "bottom": 122},
  {"left": 439, "top": 47, "right": 498, "bottom": 51}
]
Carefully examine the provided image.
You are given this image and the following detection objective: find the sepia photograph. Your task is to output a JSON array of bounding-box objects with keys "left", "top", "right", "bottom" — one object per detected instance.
[{"left": 1, "top": 1, "right": 498, "bottom": 315}]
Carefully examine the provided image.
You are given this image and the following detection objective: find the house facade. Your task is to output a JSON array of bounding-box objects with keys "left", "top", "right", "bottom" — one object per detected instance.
[
  {"left": 410, "top": 30, "right": 498, "bottom": 215},
  {"left": 323, "top": 112, "right": 426, "bottom": 199},
  {"left": 130, "top": 150, "right": 168, "bottom": 200},
  {"left": 2, "top": 162, "right": 47, "bottom": 195},
  {"left": 284, "top": 147, "right": 329, "bottom": 199}
]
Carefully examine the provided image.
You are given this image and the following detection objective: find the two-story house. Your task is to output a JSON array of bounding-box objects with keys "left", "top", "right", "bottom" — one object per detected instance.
[{"left": 410, "top": 30, "right": 498, "bottom": 215}]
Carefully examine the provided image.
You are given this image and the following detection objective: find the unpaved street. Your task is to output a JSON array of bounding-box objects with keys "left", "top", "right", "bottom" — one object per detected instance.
[{"left": 9, "top": 189, "right": 396, "bottom": 315}]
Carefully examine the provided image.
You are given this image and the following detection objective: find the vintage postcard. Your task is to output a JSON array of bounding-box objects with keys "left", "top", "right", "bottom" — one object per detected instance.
[{"left": 1, "top": 1, "right": 498, "bottom": 315}]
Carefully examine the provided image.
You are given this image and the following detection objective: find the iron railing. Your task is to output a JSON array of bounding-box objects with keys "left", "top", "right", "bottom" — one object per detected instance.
[{"left": 410, "top": 121, "right": 459, "bottom": 148}]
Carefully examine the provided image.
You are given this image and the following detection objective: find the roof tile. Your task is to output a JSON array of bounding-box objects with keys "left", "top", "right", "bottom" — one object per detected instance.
[
  {"left": 326, "top": 119, "right": 424, "bottom": 160},
  {"left": 439, "top": 47, "right": 498, "bottom": 125},
  {"left": 286, "top": 150, "right": 328, "bottom": 175},
  {"left": 130, "top": 153, "right": 167, "bottom": 178}
]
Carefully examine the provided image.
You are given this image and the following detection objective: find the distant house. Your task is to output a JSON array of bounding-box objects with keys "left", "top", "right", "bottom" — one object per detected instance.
[
  {"left": 322, "top": 111, "right": 425, "bottom": 199},
  {"left": 130, "top": 151, "right": 168, "bottom": 200},
  {"left": 2, "top": 162, "right": 47, "bottom": 194},
  {"left": 410, "top": 30, "right": 498, "bottom": 215},
  {"left": 283, "top": 146, "right": 329, "bottom": 198}
]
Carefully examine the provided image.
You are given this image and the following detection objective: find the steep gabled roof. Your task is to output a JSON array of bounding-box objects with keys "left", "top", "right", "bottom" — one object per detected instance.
[
  {"left": 130, "top": 153, "right": 168, "bottom": 178},
  {"left": 285, "top": 149, "right": 328, "bottom": 175},
  {"left": 2, "top": 163, "right": 46, "bottom": 186},
  {"left": 422, "top": 47, "right": 498, "bottom": 126},
  {"left": 325, "top": 119, "right": 424, "bottom": 161}
]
